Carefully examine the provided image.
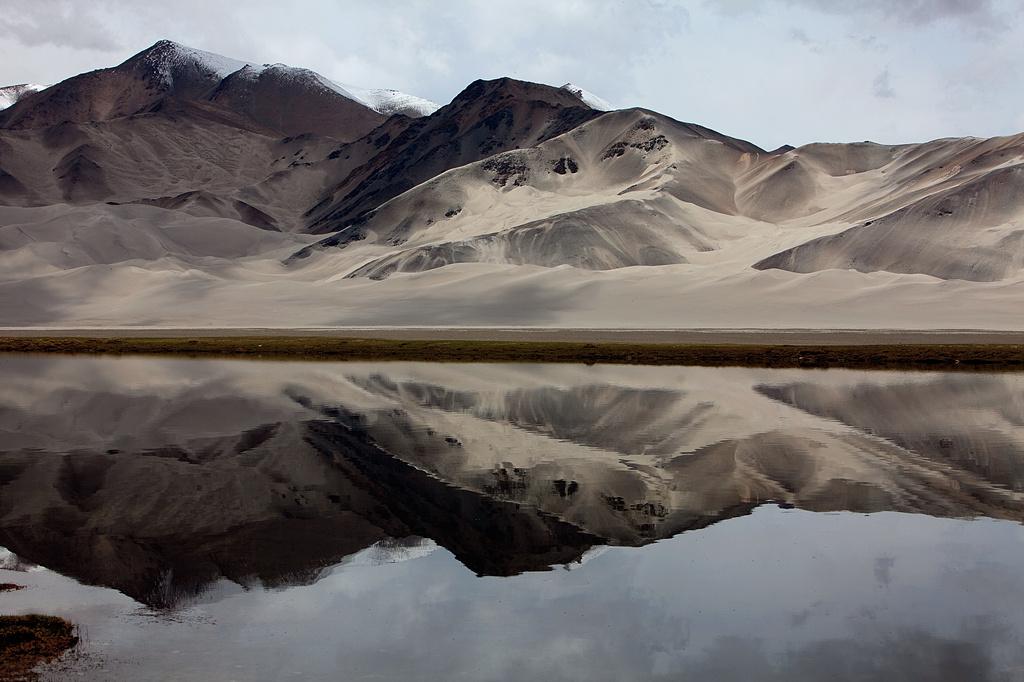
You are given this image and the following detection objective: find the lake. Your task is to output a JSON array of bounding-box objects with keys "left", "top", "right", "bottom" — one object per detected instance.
[{"left": 1, "top": 355, "right": 1023, "bottom": 681}]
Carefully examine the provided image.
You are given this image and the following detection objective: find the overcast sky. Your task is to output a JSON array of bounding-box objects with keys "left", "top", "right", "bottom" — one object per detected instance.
[{"left": 1, "top": 0, "right": 1022, "bottom": 150}]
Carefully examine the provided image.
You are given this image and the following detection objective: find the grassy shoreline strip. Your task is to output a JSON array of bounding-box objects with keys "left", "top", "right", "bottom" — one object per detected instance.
[{"left": 2, "top": 336, "right": 1024, "bottom": 369}]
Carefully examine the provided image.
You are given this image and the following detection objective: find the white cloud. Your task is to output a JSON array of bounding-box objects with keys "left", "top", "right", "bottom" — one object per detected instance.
[
  {"left": 0, "top": 0, "right": 124, "bottom": 51},
  {"left": 873, "top": 69, "right": 896, "bottom": 99},
  {"left": 0, "top": 0, "right": 1021, "bottom": 148},
  {"left": 708, "top": 0, "right": 1018, "bottom": 34}
]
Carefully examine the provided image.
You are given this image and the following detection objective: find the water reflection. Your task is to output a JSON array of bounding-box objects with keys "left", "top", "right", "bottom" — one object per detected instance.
[
  {"left": 1, "top": 357, "right": 1024, "bottom": 679},
  {"left": 758, "top": 377, "right": 1024, "bottom": 493},
  {"left": 1, "top": 357, "right": 1023, "bottom": 609}
]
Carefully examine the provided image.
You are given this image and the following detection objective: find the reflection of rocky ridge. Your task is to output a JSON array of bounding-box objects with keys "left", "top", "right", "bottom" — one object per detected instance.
[
  {"left": 347, "top": 371, "right": 1024, "bottom": 537},
  {"left": 2, "top": 358, "right": 1023, "bottom": 609},
  {"left": 0, "top": 420, "right": 398, "bottom": 607},
  {"left": 757, "top": 376, "right": 1024, "bottom": 495},
  {"left": 350, "top": 374, "right": 690, "bottom": 456},
  {"left": 0, "top": 415, "right": 596, "bottom": 607}
]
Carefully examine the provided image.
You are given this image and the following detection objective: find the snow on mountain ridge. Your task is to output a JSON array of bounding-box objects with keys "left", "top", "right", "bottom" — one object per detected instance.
[
  {"left": 306, "top": 71, "right": 440, "bottom": 117},
  {"left": 0, "top": 84, "right": 47, "bottom": 111},
  {"left": 561, "top": 83, "right": 615, "bottom": 111},
  {"left": 340, "top": 84, "right": 441, "bottom": 118},
  {"left": 142, "top": 40, "right": 257, "bottom": 87},
  {"left": 144, "top": 40, "right": 439, "bottom": 117}
]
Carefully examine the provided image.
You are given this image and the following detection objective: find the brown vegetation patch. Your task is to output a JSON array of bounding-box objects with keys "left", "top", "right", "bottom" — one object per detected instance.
[{"left": 0, "top": 614, "right": 78, "bottom": 680}]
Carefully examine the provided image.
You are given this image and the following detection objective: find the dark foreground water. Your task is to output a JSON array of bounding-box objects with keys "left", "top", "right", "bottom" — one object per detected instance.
[{"left": 1, "top": 356, "right": 1023, "bottom": 681}]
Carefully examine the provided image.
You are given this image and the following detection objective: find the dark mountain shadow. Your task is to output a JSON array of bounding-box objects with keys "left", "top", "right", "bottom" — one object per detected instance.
[
  {"left": 0, "top": 410, "right": 598, "bottom": 609},
  {"left": 0, "top": 278, "right": 67, "bottom": 325}
]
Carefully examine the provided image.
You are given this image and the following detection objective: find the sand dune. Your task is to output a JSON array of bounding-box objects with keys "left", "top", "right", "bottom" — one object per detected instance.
[
  {"left": 0, "top": 204, "right": 313, "bottom": 280},
  {"left": 292, "top": 109, "right": 770, "bottom": 275},
  {"left": 755, "top": 164, "right": 1024, "bottom": 281},
  {"left": 346, "top": 201, "right": 689, "bottom": 279}
]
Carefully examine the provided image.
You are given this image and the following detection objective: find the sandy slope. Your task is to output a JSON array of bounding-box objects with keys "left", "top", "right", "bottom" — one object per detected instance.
[{"left": 1, "top": 259, "right": 1021, "bottom": 329}]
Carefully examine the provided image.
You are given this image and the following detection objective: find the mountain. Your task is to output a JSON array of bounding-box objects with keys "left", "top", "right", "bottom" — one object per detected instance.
[
  {"left": 0, "top": 41, "right": 1022, "bottom": 329},
  {"left": 0, "top": 41, "right": 442, "bottom": 231},
  {"left": 299, "top": 107, "right": 768, "bottom": 276},
  {"left": 0, "top": 40, "right": 438, "bottom": 140}
]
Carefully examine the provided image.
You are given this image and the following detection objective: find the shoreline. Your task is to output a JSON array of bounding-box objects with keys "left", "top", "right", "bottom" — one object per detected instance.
[
  {"left": 2, "top": 327, "right": 1024, "bottom": 345},
  {"left": 2, "top": 333, "right": 1024, "bottom": 370}
]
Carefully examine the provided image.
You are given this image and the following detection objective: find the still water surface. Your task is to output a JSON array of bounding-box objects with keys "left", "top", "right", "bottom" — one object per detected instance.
[{"left": 1, "top": 356, "right": 1023, "bottom": 680}]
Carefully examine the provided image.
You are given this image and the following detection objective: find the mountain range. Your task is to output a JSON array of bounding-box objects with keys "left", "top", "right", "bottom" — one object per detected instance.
[{"left": 1, "top": 40, "right": 1022, "bottom": 329}]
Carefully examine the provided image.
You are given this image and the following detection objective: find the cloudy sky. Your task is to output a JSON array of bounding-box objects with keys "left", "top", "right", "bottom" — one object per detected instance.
[{"left": 1, "top": 0, "right": 1022, "bottom": 150}]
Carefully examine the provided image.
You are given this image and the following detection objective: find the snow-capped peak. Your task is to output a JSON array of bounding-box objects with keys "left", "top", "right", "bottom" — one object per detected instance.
[
  {"left": 0, "top": 83, "right": 47, "bottom": 111},
  {"left": 338, "top": 83, "right": 441, "bottom": 118},
  {"left": 141, "top": 40, "right": 439, "bottom": 117},
  {"left": 561, "top": 83, "right": 615, "bottom": 111},
  {"left": 227, "top": 64, "right": 441, "bottom": 118},
  {"left": 144, "top": 40, "right": 256, "bottom": 83}
]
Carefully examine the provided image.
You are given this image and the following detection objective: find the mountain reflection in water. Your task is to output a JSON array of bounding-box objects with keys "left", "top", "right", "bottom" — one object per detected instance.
[{"left": 1, "top": 356, "right": 1022, "bottom": 615}]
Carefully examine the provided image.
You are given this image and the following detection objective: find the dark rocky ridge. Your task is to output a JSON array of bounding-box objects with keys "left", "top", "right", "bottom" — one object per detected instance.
[
  {"left": 302, "top": 77, "right": 606, "bottom": 235},
  {"left": 0, "top": 412, "right": 599, "bottom": 607},
  {"left": 208, "top": 64, "right": 389, "bottom": 141},
  {"left": 0, "top": 40, "right": 389, "bottom": 142}
]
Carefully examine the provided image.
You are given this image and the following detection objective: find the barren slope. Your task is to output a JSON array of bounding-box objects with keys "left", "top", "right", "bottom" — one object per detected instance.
[
  {"left": 291, "top": 107, "right": 767, "bottom": 276},
  {"left": 754, "top": 141, "right": 1024, "bottom": 281}
]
